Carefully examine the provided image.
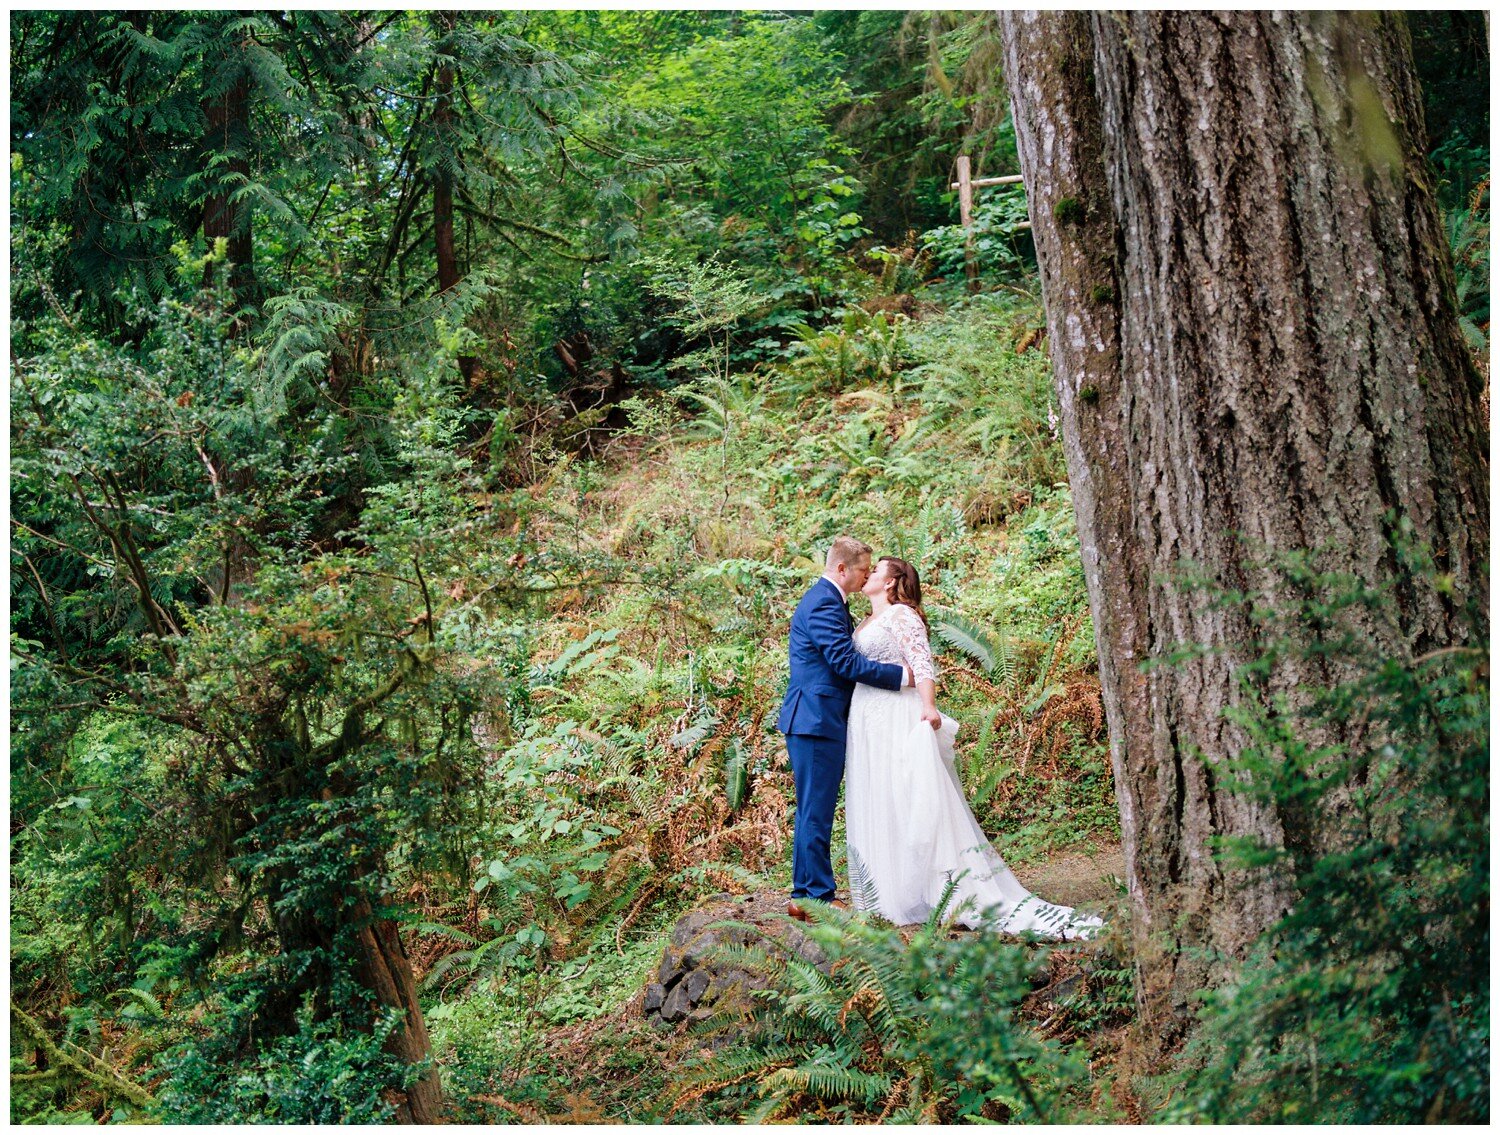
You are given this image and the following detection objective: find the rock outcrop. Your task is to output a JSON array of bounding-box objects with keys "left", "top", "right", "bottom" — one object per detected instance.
[
  {"left": 643, "top": 878, "right": 1122, "bottom": 1029},
  {"left": 643, "top": 892, "right": 829, "bottom": 1027}
]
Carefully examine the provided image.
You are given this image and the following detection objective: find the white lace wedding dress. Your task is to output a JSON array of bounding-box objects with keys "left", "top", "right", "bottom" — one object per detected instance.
[{"left": 845, "top": 604, "right": 1103, "bottom": 939}]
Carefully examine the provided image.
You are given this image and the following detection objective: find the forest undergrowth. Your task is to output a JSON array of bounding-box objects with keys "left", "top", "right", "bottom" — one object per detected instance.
[
  {"left": 13, "top": 261, "right": 1485, "bottom": 1124},
  {"left": 411, "top": 295, "right": 1125, "bottom": 1123},
  {"left": 10, "top": 281, "right": 1128, "bottom": 1124}
]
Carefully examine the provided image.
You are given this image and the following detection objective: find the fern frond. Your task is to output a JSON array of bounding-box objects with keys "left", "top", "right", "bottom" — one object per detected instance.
[
  {"left": 848, "top": 845, "right": 880, "bottom": 913},
  {"left": 694, "top": 941, "right": 781, "bottom": 979},
  {"left": 421, "top": 948, "right": 475, "bottom": 990},
  {"left": 928, "top": 607, "right": 1002, "bottom": 676},
  {"left": 784, "top": 992, "right": 845, "bottom": 1036},
  {"left": 743, "top": 1093, "right": 798, "bottom": 1124},
  {"left": 926, "top": 874, "right": 963, "bottom": 931},
  {"left": 667, "top": 715, "right": 715, "bottom": 752},
  {"left": 838, "top": 965, "right": 903, "bottom": 1046},
  {"left": 724, "top": 736, "right": 749, "bottom": 811},
  {"left": 110, "top": 987, "right": 163, "bottom": 1019},
  {"left": 414, "top": 920, "right": 478, "bottom": 946},
  {"left": 680, "top": 1050, "right": 791, "bottom": 1096},
  {"left": 763, "top": 1059, "right": 894, "bottom": 1105}
]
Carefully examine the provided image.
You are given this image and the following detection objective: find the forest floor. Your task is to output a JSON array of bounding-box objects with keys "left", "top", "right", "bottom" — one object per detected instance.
[
  {"left": 1012, "top": 838, "right": 1125, "bottom": 910},
  {"left": 466, "top": 837, "right": 1134, "bottom": 1125}
]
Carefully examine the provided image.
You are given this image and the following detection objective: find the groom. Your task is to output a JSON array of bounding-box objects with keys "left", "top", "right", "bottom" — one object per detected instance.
[{"left": 777, "top": 536, "right": 909, "bottom": 920}]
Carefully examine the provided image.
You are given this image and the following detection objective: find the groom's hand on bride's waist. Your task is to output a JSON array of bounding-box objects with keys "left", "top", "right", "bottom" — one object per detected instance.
[{"left": 902, "top": 666, "right": 914, "bottom": 687}]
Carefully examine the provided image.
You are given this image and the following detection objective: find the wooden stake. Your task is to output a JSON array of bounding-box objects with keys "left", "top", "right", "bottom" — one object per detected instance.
[
  {"left": 957, "top": 155, "right": 974, "bottom": 229},
  {"left": 957, "top": 155, "right": 978, "bottom": 292}
]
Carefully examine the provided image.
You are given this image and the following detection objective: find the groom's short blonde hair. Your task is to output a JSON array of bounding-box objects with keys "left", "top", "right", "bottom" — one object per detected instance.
[{"left": 826, "top": 535, "right": 873, "bottom": 570}]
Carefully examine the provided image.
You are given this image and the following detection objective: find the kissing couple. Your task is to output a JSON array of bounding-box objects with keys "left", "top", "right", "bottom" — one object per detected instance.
[{"left": 777, "top": 535, "right": 1102, "bottom": 939}]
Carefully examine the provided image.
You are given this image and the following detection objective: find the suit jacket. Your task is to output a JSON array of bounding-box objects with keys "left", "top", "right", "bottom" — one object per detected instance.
[{"left": 777, "top": 577, "right": 905, "bottom": 741}]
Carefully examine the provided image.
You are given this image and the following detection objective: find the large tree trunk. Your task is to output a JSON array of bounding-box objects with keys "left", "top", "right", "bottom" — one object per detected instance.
[
  {"left": 269, "top": 893, "right": 445, "bottom": 1122},
  {"left": 202, "top": 46, "right": 258, "bottom": 315},
  {"left": 1001, "top": 11, "right": 1487, "bottom": 1045},
  {"left": 260, "top": 713, "right": 446, "bottom": 1122},
  {"left": 432, "top": 11, "right": 476, "bottom": 384},
  {"left": 432, "top": 60, "right": 459, "bottom": 298}
]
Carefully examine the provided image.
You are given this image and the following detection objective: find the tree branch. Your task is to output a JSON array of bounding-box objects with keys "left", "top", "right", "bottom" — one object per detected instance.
[
  {"left": 10, "top": 1000, "right": 156, "bottom": 1110},
  {"left": 454, "top": 193, "right": 578, "bottom": 247},
  {"left": 412, "top": 553, "right": 435, "bottom": 640},
  {"left": 18, "top": 551, "right": 70, "bottom": 663},
  {"left": 11, "top": 520, "right": 115, "bottom": 571}
]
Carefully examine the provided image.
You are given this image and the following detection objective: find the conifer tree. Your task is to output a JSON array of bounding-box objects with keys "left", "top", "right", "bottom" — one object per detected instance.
[{"left": 1002, "top": 10, "right": 1488, "bottom": 1041}]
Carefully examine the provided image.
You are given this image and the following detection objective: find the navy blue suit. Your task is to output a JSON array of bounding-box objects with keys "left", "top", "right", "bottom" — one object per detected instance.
[{"left": 777, "top": 577, "right": 904, "bottom": 900}]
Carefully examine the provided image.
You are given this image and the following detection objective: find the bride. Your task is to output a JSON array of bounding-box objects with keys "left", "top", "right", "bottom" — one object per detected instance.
[{"left": 844, "top": 555, "right": 1103, "bottom": 940}]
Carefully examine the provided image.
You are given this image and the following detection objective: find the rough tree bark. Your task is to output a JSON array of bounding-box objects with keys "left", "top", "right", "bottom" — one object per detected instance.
[
  {"left": 349, "top": 899, "right": 444, "bottom": 1123},
  {"left": 1001, "top": 11, "right": 1488, "bottom": 1042},
  {"left": 267, "top": 892, "right": 444, "bottom": 1122}
]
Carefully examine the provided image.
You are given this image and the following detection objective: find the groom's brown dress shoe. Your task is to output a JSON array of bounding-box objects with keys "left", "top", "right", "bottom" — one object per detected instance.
[{"left": 788, "top": 899, "right": 848, "bottom": 921}]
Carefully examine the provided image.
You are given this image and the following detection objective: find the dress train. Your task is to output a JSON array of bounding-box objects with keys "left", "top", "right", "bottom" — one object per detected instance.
[{"left": 845, "top": 607, "right": 1103, "bottom": 939}]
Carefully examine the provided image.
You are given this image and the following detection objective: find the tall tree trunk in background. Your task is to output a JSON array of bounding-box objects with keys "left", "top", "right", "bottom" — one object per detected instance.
[
  {"left": 1001, "top": 11, "right": 1488, "bottom": 1045},
  {"left": 431, "top": 47, "right": 458, "bottom": 297},
  {"left": 432, "top": 11, "right": 476, "bottom": 384},
  {"left": 349, "top": 900, "right": 444, "bottom": 1123},
  {"left": 202, "top": 45, "right": 258, "bottom": 315},
  {"left": 268, "top": 897, "right": 444, "bottom": 1122}
]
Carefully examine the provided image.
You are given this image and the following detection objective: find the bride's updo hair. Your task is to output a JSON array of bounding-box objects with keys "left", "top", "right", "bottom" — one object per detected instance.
[{"left": 878, "top": 556, "right": 927, "bottom": 628}]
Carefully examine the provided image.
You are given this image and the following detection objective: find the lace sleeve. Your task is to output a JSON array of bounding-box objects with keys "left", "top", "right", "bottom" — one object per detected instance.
[{"left": 890, "top": 605, "right": 937, "bottom": 684}]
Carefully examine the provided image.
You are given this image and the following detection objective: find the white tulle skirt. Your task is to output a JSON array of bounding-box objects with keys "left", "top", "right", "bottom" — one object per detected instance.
[{"left": 844, "top": 685, "right": 1102, "bottom": 939}]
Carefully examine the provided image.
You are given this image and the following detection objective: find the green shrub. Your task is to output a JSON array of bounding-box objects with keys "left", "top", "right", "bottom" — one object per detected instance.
[
  {"left": 1444, "top": 185, "right": 1490, "bottom": 356},
  {"left": 155, "top": 1003, "right": 419, "bottom": 1123},
  {"left": 919, "top": 192, "right": 1032, "bottom": 282}
]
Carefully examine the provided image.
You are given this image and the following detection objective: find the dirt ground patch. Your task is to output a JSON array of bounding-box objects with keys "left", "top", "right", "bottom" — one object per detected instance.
[{"left": 1012, "top": 841, "right": 1124, "bottom": 910}]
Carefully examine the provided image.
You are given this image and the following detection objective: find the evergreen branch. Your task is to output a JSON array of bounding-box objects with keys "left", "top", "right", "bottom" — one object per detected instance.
[
  {"left": 17, "top": 550, "right": 70, "bottom": 663},
  {"left": 354, "top": 12, "right": 403, "bottom": 49},
  {"left": 311, "top": 664, "right": 408, "bottom": 761},
  {"left": 412, "top": 553, "right": 435, "bottom": 639},
  {"left": 11, "top": 519, "right": 114, "bottom": 572},
  {"left": 453, "top": 193, "right": 579, "bottom": 248}
]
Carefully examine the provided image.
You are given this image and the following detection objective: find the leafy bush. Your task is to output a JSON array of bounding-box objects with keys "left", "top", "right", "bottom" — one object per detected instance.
[
  {"left": 155, "top": 1004, "right": 419, "bottom": 1123},
  {"left": 920, "top": 190, "right": 1033, "bottom": 282},
  {"left": 781, "top": 308, "right": 913, "bottom": 394}
]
